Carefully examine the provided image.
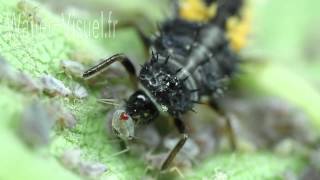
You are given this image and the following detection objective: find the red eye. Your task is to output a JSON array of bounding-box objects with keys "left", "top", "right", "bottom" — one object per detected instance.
[{"left": 120, "top": 112, "right": 129, "bottom": 121}]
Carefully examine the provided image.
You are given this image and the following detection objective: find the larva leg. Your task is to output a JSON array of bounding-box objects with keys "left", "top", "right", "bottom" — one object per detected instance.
[
  {"left": 83, "top": 54, "right": 138, "bottom": 89},
  {"left": 161, "top": 117, "right": 188, "bottom": 170},
  {"left": 209, "top": 100, "right": 237, "bottom": 150}
]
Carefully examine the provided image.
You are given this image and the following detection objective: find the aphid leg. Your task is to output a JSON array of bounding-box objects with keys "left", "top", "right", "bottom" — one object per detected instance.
[
  {"left": 161, "top": 118, "right": 188, "bottom": 170},
  {"left": 108, "top": 140, "right": 130, "bottom": 158},
  {"left": 109, "top": 147, "right": 130, "bottom": 158},
  {"left": 209, "top": 100, "right": 237, "bottom": 150},
  {"left": 83, "top": 54, "right": 138, "bottom": 89},
  {"left": 168, "top": 166, "right": 185, "bottom": 178}
]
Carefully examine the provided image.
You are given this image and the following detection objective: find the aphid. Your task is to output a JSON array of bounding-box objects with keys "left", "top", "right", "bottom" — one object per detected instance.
[
  {"left": 221, "top": 97, "right": 317, "bottom": 148},
  {"left": 84, "top": 0, "right": 244, "bottom": 170},
  {"left": 40, "top": 75, "right": 72, "bottom": 97},
  {"left": 78, "top": 161, "right": 108, "bottom": 178},
  {"left": 0, "top": 57, "right": 18, "bottom": 83},
  {"left": 60, "top": 60, "right": 85, "bottom": 78},
  {"left": 135, "top": 125, "right": 161, "bottom": 148},
  {"left": 310, "top": 148, "right": 320, "bottom": 170},
  {"left": 15, "top": 72, "right": 43, "bottom": 93},
  {"left": 193, "top": 127, "right": 217, "bottom": 158},
  {"left": 60, "top": 148, "right": 108, "bottom": 178},
  {"left": 60, "top": 148, "right": 82, "bottom": 170},
  {"left": 72, "top": 83, "right": 88, "bottom": 99},
  {"left": 299, "top": 166, "right": 320, "bottom": 180},
  {"left": 47, "top": 102, "right": 77, "bottom": 129},
  {"left": 18, "top": 100, "right": 54, "bottom": 148},
  {"left": 0, "top": 57, "right": 42, "bottom": 93},
  {"left": 57, "top": 108, "right": 77, "bottom": 129},
  {"left": 111, "top": 109, "right": 135, "bottom": 141}
]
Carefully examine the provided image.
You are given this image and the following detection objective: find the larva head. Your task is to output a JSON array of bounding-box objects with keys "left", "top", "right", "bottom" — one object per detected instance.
[
  {"left": 125, "top": 90, "right": 159, "bottom": 125},
  {"left": 111, "top": 109, "right": 135, "bottom": 141}
]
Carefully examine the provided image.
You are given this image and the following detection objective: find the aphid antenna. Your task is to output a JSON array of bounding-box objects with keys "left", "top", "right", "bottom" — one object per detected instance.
[
  {"left": 98, "top": 102, "right": 120, "bottom": 107},
  {"left": 99, "top": 98, "right": 118, "bottom": 102},
  {"left": 97, "top": 99, "right": 120, "bottom": 106},
  {"left": 108, "top": 147, "right": 130, "bottom": 159}
]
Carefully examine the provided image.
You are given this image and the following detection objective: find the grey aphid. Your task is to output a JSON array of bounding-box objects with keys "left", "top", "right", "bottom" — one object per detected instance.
[
  {"left": 79, "top": 162, "right": 108, "bottom": 178},
  {"left": 72, "top": 83, "right": 88, "bottom": 99},
  {"left": 111, "top": 109, "right": 135, "bottom": 141},
  {"left": 0, "top": 58, "right": 42, "bottom": 93},
  {"left": 15, "top": 72, "right": 43, "bottom": 93},
  {"left": 18, "top": 100, "right": 54, "bottom": 148},
  {"left": 40, "top": 75, "right": 71, "bottom": 97},
  {"left": 0, "top": 57, "right": 18, "bottom": 83},
  {"left": 60, "top": 149, "right": 82, "bottom": 170},
  {"left": 60, "top": 60, "right": 85, "bottom": 78},
  {"left": 58, "top": 109, "right": 77, "bottom": 129},
  {"left": 47, "top": 102, "right": 77, "bottom": 129}
]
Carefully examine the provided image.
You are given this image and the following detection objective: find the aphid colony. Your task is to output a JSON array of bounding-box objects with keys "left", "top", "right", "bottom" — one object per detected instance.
[
  {"left": 0, "top": 56, "right": 87, "bottom": 144},
  {"left": 0, "top": 56, "right": 88, "bottom": 99},
  {"left": 83, "top": 0, "right": 245, "bottom": 171},
  {"left": 60, "top": 149, "right": 108, "bottom": 178},
  {"left": 0, "top": 56, "right": 108, "bottom": 177}
]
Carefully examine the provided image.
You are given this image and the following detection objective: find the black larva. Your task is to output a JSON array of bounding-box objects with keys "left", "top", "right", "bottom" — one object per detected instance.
[{"left": 83, "top": 0, "right": 243, "bottom": 171}]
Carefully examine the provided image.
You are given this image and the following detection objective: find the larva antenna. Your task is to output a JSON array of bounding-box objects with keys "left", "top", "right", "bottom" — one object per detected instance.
[
  {"left": 150, "top": 51, "right": 158, "bottom": 64},
  {"left": 163, "top": 55, "right": 170, "bottom": 65},
  {"left": 174, "top": 68, "right": 183, "bottom": 75}
]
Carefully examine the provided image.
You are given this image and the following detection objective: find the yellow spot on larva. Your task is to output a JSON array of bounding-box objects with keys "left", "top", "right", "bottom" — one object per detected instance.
[
  {"left": 179, "top": 0, "right": 216, "bottom": 22},
  {"left": 227, "top": 6, "right": 252, "bottom": 52},
  {"left": 178, "top": 0, "right": 251, "bottom": 52}
]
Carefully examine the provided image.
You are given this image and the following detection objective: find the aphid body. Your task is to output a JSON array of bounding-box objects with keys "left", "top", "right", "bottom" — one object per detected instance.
[
  {"left": 40, "top": 75, "right": 72, "bottom": 97},
  {"left": 60, "top": 60, "right": 85, "bottom": 78},
  {"left": 84, "top": 0, "right": 244, "bottom": 170}
]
